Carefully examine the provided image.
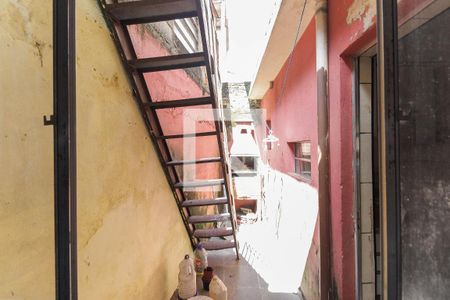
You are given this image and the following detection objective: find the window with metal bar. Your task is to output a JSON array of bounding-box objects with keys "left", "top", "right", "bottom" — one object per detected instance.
[{"left": 294, "top": 141, "right": 311, "bottom": 179}]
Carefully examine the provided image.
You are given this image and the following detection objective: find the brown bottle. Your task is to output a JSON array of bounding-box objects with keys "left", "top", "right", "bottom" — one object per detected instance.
[{"left": 201, "top": 266, "right": 214, "bottom": 291}]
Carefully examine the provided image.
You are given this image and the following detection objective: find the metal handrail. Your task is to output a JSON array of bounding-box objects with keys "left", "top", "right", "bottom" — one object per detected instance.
[{"left": 198, "top": 0, "right": 239, "bottom": 246}]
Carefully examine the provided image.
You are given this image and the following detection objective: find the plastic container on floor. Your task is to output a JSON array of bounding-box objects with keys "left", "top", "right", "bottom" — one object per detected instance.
[
  {"left": 209, "top": 275, "right": 227, "bottom": 300},
  {"left": 178, "top": 255, "right": 197, "bottom": 300},
  {"left": 194, "top": 244, "right": 208, "bottom": 275}
]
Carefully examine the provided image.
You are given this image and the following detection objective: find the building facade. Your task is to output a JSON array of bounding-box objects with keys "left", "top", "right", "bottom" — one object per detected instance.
[
  {"left": 0, "top": 0, "right": 229, "bottom": 299},
  {"left": 250, "top": 0, "right": 450, "bottom": 299}
]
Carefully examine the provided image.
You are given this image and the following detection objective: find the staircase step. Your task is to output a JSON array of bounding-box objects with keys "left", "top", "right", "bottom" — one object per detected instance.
[
  {"left": 147, "top": 97, "right": 212, "bottom": 109},
  {"left": 182, "top": 197, "right": 228, "bottom": 207},
  {"left": 194, "top": 227, "right": 233, "bottom": 238},
  {"left": 167, "top": 157, "right": 222, "bottom": 166},
  {"left": 155, "top": 131, "right": 217, "bottom": 139},
  {"left": 105, "top": 0, "right": 198, "bottom": 25},
  {"left": 188, "top": 213, "right": 230, "bottom": 224},
  {"left": 202, "top": 240, "right": 236, "bottom": 251},
  {"left": 130, "top": 53, "right": 205, "bottom": 73},
  {"left": 174, "top": 179, "right": 224, "bottom": 188}
]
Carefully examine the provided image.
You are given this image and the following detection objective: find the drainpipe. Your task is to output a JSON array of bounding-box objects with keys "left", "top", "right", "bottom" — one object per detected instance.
[{"left": 316, "top": 0, "right": 331, "bottom": 299}]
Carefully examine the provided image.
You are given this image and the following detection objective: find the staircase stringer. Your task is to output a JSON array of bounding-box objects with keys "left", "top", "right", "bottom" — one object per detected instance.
[
  {"left": 97, "top": 0, "right": 196, "bottom": 249},
  {"left": 196, "top": 0, "right": 240, "bottom": 259},
  {"left": 98, "top": 0, "right": 239, "bottom": 257}
]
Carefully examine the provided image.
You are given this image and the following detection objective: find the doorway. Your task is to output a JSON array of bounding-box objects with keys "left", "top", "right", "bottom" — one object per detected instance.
[
  {"left": 354, "top": 54, "right": 382, "bottom": 300},
  {"left": 372, "top": 1, "right": 449, "bottom": 298}
]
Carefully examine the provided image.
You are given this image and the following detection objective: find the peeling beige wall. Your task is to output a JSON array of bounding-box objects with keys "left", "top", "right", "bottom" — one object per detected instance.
[
  {"left": 0, "top": 1, "right": 192, "bottom": 299},
  {"left": 346, "top": 0, "right": 376, "bottom": 31},
  {"left": 0, "top": 1, "right": 55, "bottom": 299}
]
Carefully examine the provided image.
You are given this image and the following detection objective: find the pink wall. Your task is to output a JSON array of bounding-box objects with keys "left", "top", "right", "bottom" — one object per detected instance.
[
  {"left": 328, "top": 0, "right": 377, "bottom": 298},
  {"left": 128, "top": 25, "right": 221, "bottom": 182},
  {"left": 328, "top": 1, "right": 432, "bottom": 298},
  {"left": 262, "top": 0, "right": 434, "bottom": 298},
  {"left": 262, "top": 20, "right": 318, "bottom": 187},
  {"left": 260, "top": 0, "right": 378, "bottom": 298},
  {"left": 261, "top": 20, "right": 320, "bottom": 299}
]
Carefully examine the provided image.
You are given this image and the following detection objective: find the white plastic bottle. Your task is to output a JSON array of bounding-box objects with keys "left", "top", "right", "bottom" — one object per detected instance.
[
  {"left": 194, "top": 244, "right": 208, "bottom": 275},
  {"left": 209, "top": 275, "right": 227, "bottom": 300},
  {"left": 178, "top": 255, "right": 197, "bottom": 299}
]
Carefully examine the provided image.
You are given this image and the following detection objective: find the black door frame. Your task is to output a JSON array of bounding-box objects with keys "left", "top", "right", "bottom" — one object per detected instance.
[
  {"left": 352, "top": 56, "right": 363, "bottom": 300},
  {"left": 50, "top": 0, "right": 404, "bottom": 299},
  {"left": 53, "top": 0, "right": 77, "bottom": 299},
  {"left": 376, "top": 0, "right": 402, "bottom": 298}
]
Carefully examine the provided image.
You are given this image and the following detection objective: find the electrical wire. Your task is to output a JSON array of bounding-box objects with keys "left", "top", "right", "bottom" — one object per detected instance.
[{"left": 277, "top": 0, "right": 308, "bottom": 103}]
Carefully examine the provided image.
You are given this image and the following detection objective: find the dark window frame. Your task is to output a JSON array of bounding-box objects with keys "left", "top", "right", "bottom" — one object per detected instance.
[
  {"left": 231, "top": 155, "right": 258, "bottom": 175},
  {"left": 293, "top": 141, "right": 312, "bottom": 180}
]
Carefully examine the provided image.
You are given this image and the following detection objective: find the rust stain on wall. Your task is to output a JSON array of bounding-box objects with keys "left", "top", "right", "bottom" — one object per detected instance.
[
  {"left": 6, "top": 0, "right": 49, "bottom": 67},
  {"left": 1, "top": 0, "right": 192, "bottom": 299},
  {"left": 93, "top": 72, "right": 120, "bottom": 88},
  {"left": 346, "top": 0, "right": 376, "bottom": 31}
]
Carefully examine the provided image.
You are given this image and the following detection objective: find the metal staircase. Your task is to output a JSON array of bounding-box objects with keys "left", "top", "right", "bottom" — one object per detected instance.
[{"left": 98, "top": 0, "right": 239, "bottom": 258}]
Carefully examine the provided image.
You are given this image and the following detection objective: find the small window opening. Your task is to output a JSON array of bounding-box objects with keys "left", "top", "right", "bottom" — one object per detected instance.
[
  {"left": 231, "top": 156, "right": 257, "bottom": 173},
  {"left": 294, "top": 141, "right": 311, "bottom": 179}
]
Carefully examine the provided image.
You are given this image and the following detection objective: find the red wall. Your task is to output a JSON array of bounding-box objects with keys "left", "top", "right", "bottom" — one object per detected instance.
[
  {"left": 262, "top": 0, "right": 434, "bottom": 298},
  {"left": 261, "top": 19, "right": 321, "bottom": 299},
  {"left": 260, "top": 0, "right": 378, "bottom": 298},
  {"left": 327, "top": 1, "right": 431, "bottom": 298},
  {"left": 262, "top": 20, "right": 318, "bottom": 187},
  {"left": 128, "top": 25, "right": 221, "bottom": 183},
  {"left": 328, "top": 0, "right": 377, "bottom": 298}
]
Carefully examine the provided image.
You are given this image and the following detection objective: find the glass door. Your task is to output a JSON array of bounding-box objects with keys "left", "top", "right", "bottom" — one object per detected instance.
[
  {"left": 396, "top": 2, "right": 450, "bottom": 299},
  {"left": 377, "top": 0, "right": 450, "bottom": 298}
]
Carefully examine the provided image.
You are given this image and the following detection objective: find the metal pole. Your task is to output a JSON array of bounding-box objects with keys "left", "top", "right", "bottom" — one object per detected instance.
[
  {"left": 315, "top": 0, "right": 331, "bottom": 299},
  {"left": 376, "top": 0, "right": 401, "bottom": 298},
  {"left": 53, "top": 0, "right": 77, "bottom": 298}
]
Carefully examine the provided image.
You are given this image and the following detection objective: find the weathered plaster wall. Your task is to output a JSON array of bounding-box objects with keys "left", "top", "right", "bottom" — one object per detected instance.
[
  {"left": 328, "top": 0, "right": 432, "bottom": 298},
  {"left": 346, "top": 0, "right": 376, "bottom": 31},
  {"left": 0, "top": 1, "right": 55, "bottom": 299},
  {"left": 258, "top": 0, "right": 378, "bottom": 297},
  {"left": 1, "top": 1, "right": 193, "bottom": 299},
  {"left": 260, "top": 20, "right": 320, "bottom": 299},
  {"left": 260, "top": 1, "right": 377, "bottom": 298},
  {"left": 328, "top": 0, "right": 379, "bottom": 298},
  {"left": 261, "top": 20, "right": 318, "bottom": 187},
  {"left": 77, "top": 1, "right": 194, "bottom": 299},
  {"left": 258, "top": 0, "right": 439, "bottom": 299}
]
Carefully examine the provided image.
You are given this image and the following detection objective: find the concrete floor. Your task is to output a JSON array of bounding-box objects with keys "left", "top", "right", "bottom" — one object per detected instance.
[
  {"left": 172, "top": 175, "right": 318, "bottom": 300},
  {"left": 172, "top": 247, "right": 301, "bottom": 300},
  {"left": 205, "top": 248, "right": 301, "bottom": 300}
]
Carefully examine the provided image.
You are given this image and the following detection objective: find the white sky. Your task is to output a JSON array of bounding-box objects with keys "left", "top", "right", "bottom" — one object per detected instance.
[{"left": 222, "top": 0, "right": 278, "bottom": 83}]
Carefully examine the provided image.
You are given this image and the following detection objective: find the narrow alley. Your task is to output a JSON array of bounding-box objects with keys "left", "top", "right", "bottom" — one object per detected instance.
[{"left": 1, "top": 0, "right": 449, "bottom": 300}]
